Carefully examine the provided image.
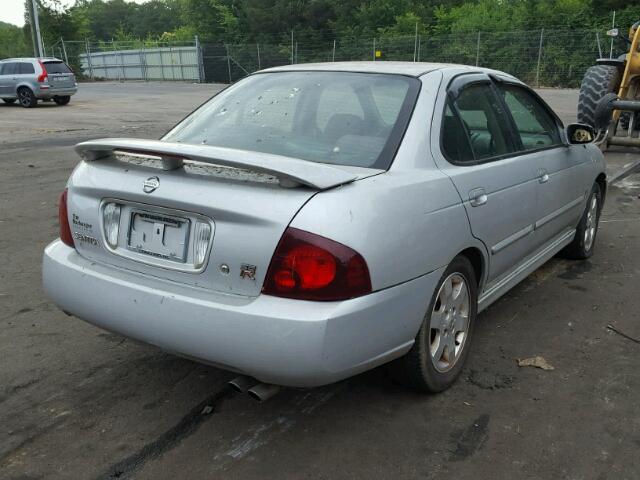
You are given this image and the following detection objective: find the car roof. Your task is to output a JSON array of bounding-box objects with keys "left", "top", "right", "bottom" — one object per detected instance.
[
  {"left": 260, "top": 61, "right": 514, "bottom": 79},
  {"left": 0, "top": 57, "right": 61, "bottom": 62}
]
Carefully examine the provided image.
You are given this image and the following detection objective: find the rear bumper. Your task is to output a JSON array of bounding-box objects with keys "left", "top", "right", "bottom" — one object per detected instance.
[
  {"left": 36, "top": 85, "right": 77, "bottom": 99},
  {"left": 43, "top": 240, "right": 442, "bottom": 387}
]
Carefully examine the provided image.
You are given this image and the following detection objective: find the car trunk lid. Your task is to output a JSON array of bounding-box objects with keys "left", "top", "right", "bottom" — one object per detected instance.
[
  {"left": 43, "top": 60, "right": 75, "bottom": 89},
  {"left": 66, "top": 139, "right": 381, "bottom": 297}
]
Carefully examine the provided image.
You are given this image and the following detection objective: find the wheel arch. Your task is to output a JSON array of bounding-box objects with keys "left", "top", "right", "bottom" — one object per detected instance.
[{"left": 456, "top": 246, "right": 486, "bottom": 291}]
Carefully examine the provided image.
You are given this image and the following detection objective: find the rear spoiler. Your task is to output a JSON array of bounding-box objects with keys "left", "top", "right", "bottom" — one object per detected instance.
[{"left": 75, "top": 138, "right": 359, "bottom": 190}]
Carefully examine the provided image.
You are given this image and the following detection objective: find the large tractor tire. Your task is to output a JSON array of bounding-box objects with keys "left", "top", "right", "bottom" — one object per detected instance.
[{"left": 577, "top": 65, "right": 621, "bottom": 128}]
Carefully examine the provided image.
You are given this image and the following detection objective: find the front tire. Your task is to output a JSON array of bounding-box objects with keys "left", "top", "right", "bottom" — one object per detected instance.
[
  {"left": 577, "top": 65, "right": 620, "bottom": 128},
  {"left": 390, "top": 256, "right": 478, "bottom": 393},
  {"left": 18, "top": 87, "right": 37, "bottom": 108},
  {"left": 54, "top": 96, "right": 70, "bottom": 106},
  {"left": 562, "top": 183, "right": 602, "bottom": 260}
]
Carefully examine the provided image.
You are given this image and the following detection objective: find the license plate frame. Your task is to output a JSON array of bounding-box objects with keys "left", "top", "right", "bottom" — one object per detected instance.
[{"left": 126, "top": 209, "right": 190, "bottom": 263}]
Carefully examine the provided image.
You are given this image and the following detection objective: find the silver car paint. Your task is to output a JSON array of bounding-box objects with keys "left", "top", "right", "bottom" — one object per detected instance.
[
  {"left": 43, "top": 62, "right": 606, "bottom": 387},
  {"left": 0, "top": 57, "right": 77, "bottom": 100}
]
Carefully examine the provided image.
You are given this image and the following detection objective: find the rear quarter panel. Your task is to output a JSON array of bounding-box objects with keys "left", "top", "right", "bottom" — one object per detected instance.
[{"left": 290, "top": 168, "right": 482, "bottom": 292}]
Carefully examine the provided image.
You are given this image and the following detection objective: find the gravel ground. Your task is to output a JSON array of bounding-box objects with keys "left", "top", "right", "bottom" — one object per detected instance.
[{"left": 1, "top": 82, "right": 639, "bottom": 480}]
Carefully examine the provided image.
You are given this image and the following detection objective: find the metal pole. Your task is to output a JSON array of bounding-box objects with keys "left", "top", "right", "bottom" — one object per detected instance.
[
  {"left": 61, "top": 38, "right": 68, "bottom": 64},
  {"left": 290, "top": 31, "right": 294, "bottom": 64},
  {"left": 417, "top": 35, "right": 421, "bottom": 62},
  {"left": 610, "top": 11, "right": 616, "bottom": 58},
  {"left": 332, "top": 39, "right": 336, "bottom": 62},
  {"left": 596, "top": 31, "right": 603, "bottom": 59},
  {"left": 536, "top": 28, "right": 544, "bottom": 88},
  {"left": 295, "top": 42, "right": 298, "bottom": 63},
  {"left": 256, "top": 43, "right": 261, "bottom": 70},
  {"left": 413, "top": 22, "right": 418, "bottom": 62},
  {"left": 225, "top": 44, "right": 232, "bottom": 83},
  {"left": 373, "top": 38, "right": 376, "bottom": 61},
  {"left": 31, "top": 0, "right": 43, "bottom": 57},
  {"left": 475, "top": 31, "right": 481, "bottom": 66},
  {"left": 85, "top": 39, "right": 93, "bottom": 79}
]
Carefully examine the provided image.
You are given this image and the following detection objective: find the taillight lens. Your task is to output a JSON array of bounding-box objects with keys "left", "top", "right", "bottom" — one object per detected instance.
[
  {"left": 58, "top": 189, "right": 75, "bottom": 248},
  {"left": 103, "top": 202, "right": 121, "bottom": 249},
  {"left": 263, "top": 228, "right": 372, "bottom": 301},
  {"left": 37, "top": 60, "right": 48, "bottom": 83}
]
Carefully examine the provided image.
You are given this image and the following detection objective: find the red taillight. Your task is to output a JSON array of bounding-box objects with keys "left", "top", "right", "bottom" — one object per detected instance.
[
  {"left": 37, "top": 60, "right": 48, "bottom": 83},
  {"left": 58, "top": 189, "right": 75, "bottom": 248},
  {"left": 263, "top": 228, "right": 371, "bottom": 301}
]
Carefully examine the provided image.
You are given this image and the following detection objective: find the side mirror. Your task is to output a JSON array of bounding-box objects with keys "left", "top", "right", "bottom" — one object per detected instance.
[{"left": 566, "top": 123, "right": 595, "bottom": 144}]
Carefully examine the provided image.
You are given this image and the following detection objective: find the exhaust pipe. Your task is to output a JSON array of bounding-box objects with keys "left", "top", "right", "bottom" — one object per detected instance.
[
  {"left": 228, "top": 375, "right": 258, "bottom": 394},
  {"left": 247, "top": 383, "right": 281, "bottom": 402}
]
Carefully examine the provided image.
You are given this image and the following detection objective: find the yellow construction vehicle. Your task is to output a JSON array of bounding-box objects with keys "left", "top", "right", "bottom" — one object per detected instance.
[{"left": 577, "top": 21, "right": 640, "bottom": 149}]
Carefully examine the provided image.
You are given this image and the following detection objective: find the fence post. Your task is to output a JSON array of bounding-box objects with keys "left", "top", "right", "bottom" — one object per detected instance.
[
  {"left": 536, "top": 28, "right": 544, "bottom": 88},
  {"left": 332, "top": 39, "right": 336, "bottom": 62},
  {"left": 475, "top": 31, "right": 481, "bottom": 66},
  {"left": 225, "top": 44, "right": 232, "bottom": 83},
  {"left": 596, "top": 31, "right": 603, "bottom": 59},
  {"left": 140, "top": 41, "right": 147, "bottom": 81},
  {"left": 610, "top": 11, "right": 616, "bottom": 58},
  {"left": 195, "top": 35, "right": 205, "bottom": 83},
  {"left": 290, "top": 31, "right": 294, "bottom": 64},
  {"left": 417, "top": 35, "right": 421, "bottom": 62},
  {"left": 372, "top": 38, "right": 376, "bottom": 61},
  {"left": 159, "top": 42, "right": 166, "bottom": 80},
  {"left": 60, "top": 37, "right": 68, "bottom": 64},
  {"left": 295, "top": 42, "right": 298, "bottom": 63},
  {"left": 256, "top": 43, "right": 261, "bottom": 70},
  {"left": 84, "top": 39, "right": 94, "bottom": 80},
  {"left": 413, "top": 23, "right": 418, "bottom": 62}
]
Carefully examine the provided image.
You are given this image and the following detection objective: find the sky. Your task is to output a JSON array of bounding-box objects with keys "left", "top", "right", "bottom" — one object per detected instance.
[{"left": 1, "top": 0, "right": 149, "bottom": 27}]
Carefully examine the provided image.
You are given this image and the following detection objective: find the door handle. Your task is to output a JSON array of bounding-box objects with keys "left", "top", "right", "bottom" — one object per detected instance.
[
  {"left": 469, "top": 188, "right": 487, "bottom": 207},
  {"left": 537, "top": 169, "right": 549, "bottom": 183}
]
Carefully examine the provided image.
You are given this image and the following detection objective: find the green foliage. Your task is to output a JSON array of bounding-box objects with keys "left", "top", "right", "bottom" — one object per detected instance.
[{"left": 0, "top": 21, "right": 30, "bottom": 58}]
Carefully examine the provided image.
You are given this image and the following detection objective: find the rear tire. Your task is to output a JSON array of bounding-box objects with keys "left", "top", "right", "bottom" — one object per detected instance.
[
  {"left": 54, "top": 96, "right": 70, "bottom": 106},
  {"left": 577, "top": 65, "right": 621, "bottom": 128},
  {"left": 17, "top": 87, "right": 37, "bottom": 108},
  {"left": 2, "top": 98, "right": 16, "bottom": 104},
  {"left": 561, "top": 183, "right": 602, "bottom": 260},
  {"left": 389, "top": 256, "right": 478, "bottom": 393}
]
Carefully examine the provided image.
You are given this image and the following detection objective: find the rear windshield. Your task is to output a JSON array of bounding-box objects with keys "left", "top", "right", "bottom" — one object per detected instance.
[
  {"left": 44, "top": 61, "right": 72, "bottom": 74},
  {"left": 163, "top": 72, "right": 420, "bottom": 169}
]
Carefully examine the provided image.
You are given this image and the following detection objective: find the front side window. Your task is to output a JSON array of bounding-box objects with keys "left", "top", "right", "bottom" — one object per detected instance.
[
  {"left": 164, "top": 71, "right": 420, "bottom": 169},
  {"left": 442, "top": 82, "right": 516, "bottom": 163},
  {"left": 498, "top": 84, "right": 562, "bottom": 151}
]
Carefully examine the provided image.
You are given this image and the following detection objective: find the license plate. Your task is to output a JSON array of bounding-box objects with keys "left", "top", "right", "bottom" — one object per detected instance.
[{"left": 127, "top": 210, "right": 190, "bottom": 262}]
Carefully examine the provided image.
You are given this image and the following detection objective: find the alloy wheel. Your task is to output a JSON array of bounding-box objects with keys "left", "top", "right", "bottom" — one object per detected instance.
[
  {"left": 584, "top": 194, "right": 598, "bottom": 251},
  {"left": 429, "top": 273, "right": 470, "bottom": 373}
]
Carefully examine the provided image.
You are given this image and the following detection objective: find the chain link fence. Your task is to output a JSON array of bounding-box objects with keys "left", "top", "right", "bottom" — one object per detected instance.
[{"left": 47, "top": 29, "right": 622, "bottom": 87}]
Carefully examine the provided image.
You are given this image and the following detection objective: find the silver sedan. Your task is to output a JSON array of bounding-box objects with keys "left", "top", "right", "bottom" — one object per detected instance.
[{"left": 43, "top": 62, "right": 606, "bottom": 392}]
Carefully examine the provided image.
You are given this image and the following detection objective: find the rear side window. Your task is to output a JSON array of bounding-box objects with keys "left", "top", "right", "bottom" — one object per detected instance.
[
  {"left": 443, "top": 83, "right": 516, "bottom": 163},
  {"left": 498, "top": 84, "right": 562, "bottom": 151},
  {"left": 18, "top": 62, "right": 35, "bottom": 74},
  {"left": 442, "top": 102, "right": 474, "bottom": 163},
  {"left": 43, "top": 61, "right": 72, "bottom": 74}
]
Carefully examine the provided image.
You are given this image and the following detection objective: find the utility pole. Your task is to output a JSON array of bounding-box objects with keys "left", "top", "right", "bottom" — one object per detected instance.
[{"left": 30, "top": 0, "right": 44, "bottom": 57}]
